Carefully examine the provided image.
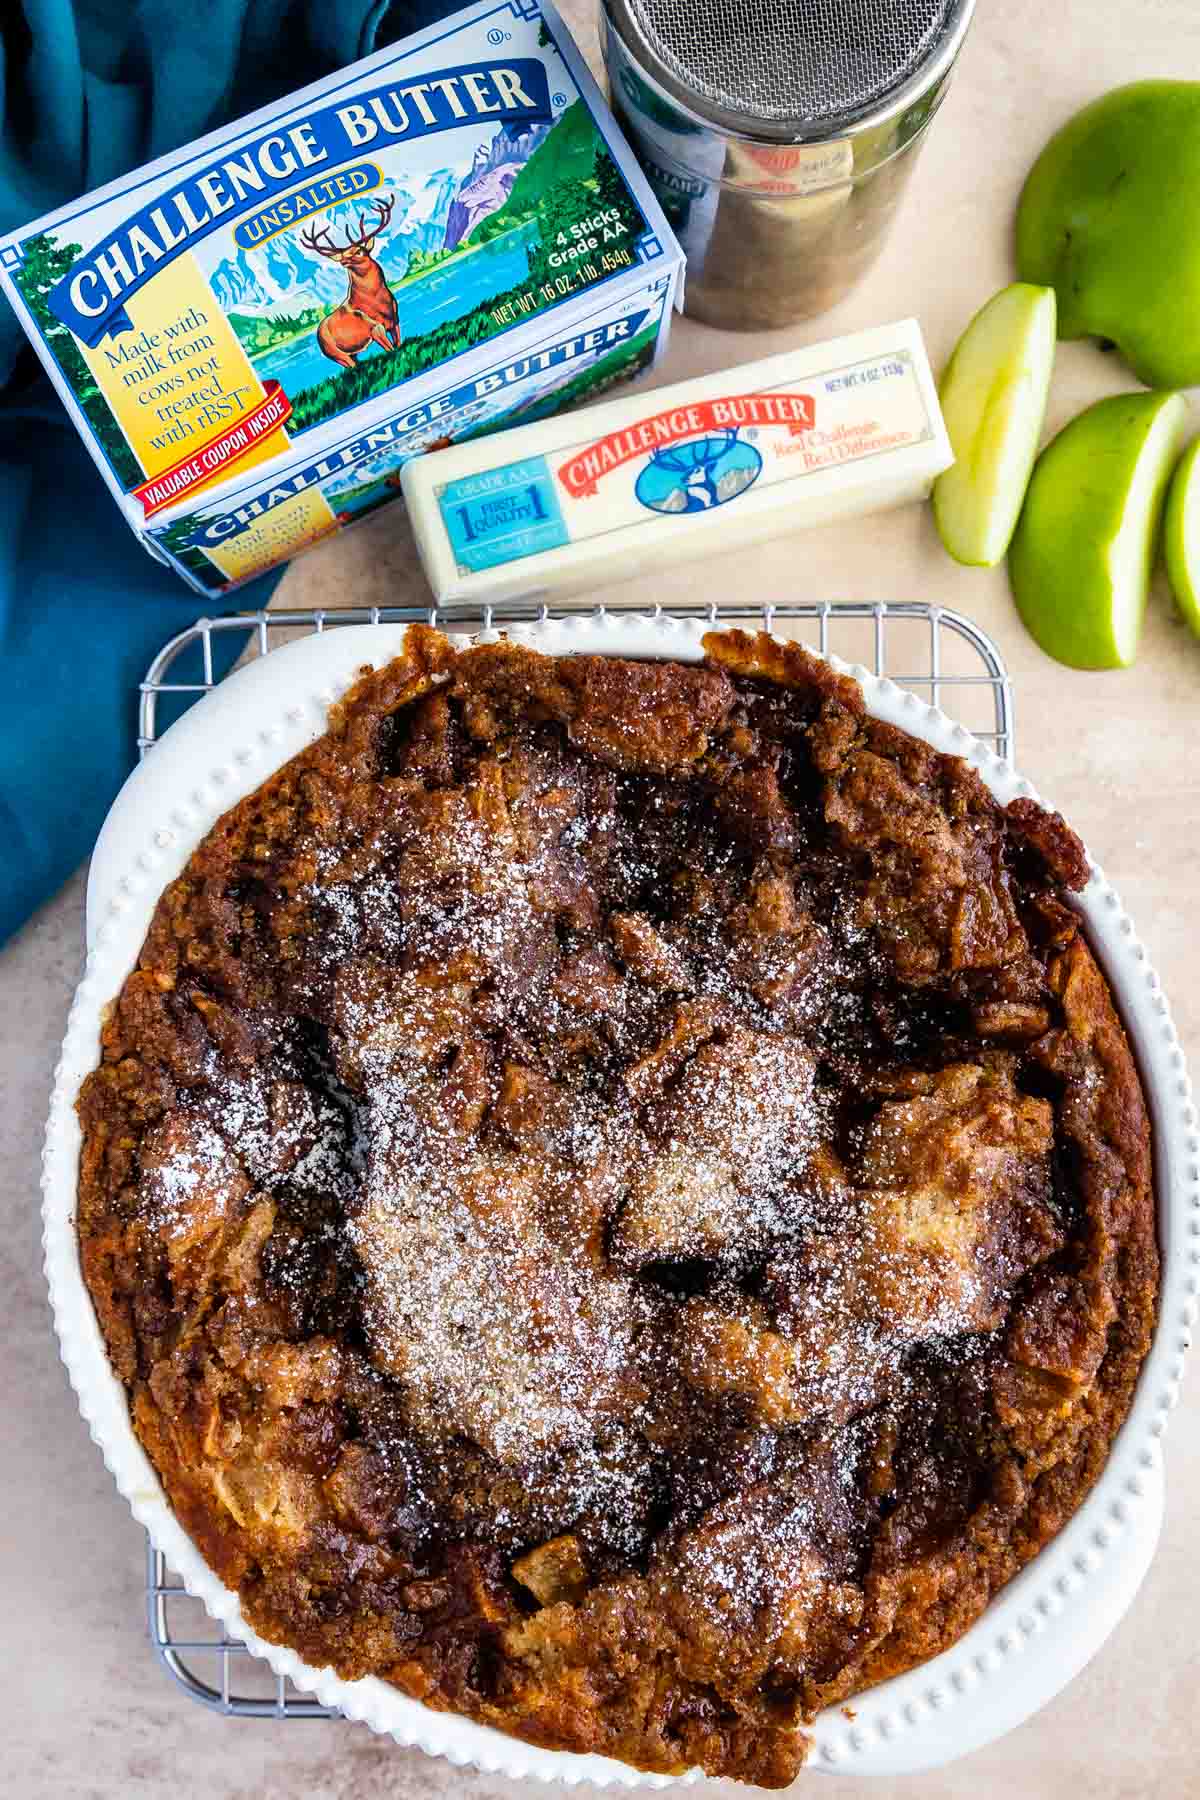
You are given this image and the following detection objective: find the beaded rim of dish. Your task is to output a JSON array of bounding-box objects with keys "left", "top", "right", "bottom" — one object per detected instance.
[{"left": 42, "top": 612, "right": 1196, "bottom": 1785}]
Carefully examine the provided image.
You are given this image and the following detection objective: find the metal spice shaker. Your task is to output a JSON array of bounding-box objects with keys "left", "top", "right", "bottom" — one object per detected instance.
[{"left": 602, "top": 0, "right": 977, "bottom": 330}]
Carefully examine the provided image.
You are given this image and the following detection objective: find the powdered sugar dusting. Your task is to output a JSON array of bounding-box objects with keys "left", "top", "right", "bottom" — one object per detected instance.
[
  {"left": 141, "top": 1118, "right": 235, "bottom": 1240},
  {"left": 124, "top": 646, "right": 1072, "bottom": 1576}
]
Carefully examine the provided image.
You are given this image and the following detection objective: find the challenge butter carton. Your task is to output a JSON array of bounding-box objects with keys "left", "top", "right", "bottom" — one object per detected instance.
[{"left": 0, "top": 0, "right": 682, "bottom": 594}]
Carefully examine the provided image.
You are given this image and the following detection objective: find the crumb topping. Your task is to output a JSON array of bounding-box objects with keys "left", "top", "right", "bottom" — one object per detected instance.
[{"left": 76, "top": 628, "right": 1157, "bottom": 1789}]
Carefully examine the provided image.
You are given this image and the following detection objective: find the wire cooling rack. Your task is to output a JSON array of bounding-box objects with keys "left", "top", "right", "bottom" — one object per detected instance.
[
  {"left": 139, "top": 599, "right": 1013, "bottom": 757},
  {"left": 140, "top": 598, "right": 1013, "bottom": 1717}
]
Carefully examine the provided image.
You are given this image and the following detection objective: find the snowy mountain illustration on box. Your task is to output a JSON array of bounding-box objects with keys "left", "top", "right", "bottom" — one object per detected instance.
[
  {"left": 188, "top": 98, "right": 612, "bottom": 429},
  {"left": 207, "top": 119, "right": 551, "bottom": 322}
]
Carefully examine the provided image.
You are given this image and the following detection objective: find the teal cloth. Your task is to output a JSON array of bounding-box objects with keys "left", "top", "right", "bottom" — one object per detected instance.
[{"left": 0, "top": 0, "right": 443, "bottom": 944}]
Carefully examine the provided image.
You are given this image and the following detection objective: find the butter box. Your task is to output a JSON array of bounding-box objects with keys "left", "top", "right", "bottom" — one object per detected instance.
[
  {"left": 401, "top": 319, "right": 953, "bottom": 602},
  {"left": 0, "top": 0, "right": 682, "bottom": 594}
]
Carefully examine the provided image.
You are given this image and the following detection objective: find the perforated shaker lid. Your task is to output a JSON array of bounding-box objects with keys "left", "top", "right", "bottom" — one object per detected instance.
[{"left": 605, "top": 0, "right": 976, "bottom": 144}]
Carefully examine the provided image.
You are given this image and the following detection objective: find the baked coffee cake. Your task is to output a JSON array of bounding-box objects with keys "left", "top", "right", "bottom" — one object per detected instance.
[{"left": 76, "top": 628, "right": 1157, "bottom": 1786}]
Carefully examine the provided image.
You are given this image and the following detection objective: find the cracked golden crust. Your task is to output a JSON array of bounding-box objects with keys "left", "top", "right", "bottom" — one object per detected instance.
[{"left": 76, "top": 627, "right": 1156, "bottom": 1787}]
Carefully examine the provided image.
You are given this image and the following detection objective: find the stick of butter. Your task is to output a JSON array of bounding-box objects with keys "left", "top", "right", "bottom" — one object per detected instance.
[{"left": 402, "top": 319, "right": 952, "bottom": 603}]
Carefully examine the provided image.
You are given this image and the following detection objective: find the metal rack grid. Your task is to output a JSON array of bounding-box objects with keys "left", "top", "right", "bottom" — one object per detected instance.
[{"left": 140, "top": 598, "right": 1013, "bottom": 1717}]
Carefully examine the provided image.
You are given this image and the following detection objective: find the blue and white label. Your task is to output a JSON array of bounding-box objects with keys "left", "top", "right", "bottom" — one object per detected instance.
[{"left": 439, "top": 455, "right": 567, "bottom": 571}]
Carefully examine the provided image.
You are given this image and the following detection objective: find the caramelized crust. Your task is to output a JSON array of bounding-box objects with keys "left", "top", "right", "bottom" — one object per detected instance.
[{"left": 76, "top": 628, "right": 1156, "bottom": 1786}]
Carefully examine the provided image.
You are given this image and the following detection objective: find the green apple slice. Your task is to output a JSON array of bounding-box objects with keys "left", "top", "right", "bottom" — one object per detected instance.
[
  {"left": 932, "top": 283, "right": 1058, "bottom": 567},
  {"left": 1008, "top": 390, "right": 1189, "bottom": 668},
  {"left": 1163, "top": 434, "right": 1200, "bottom": 635}
]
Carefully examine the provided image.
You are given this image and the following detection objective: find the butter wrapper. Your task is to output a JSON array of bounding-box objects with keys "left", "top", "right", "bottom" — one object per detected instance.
[
  {"left": 402, "top": 319, "right": 953, "bottom": 603},
  {"left": 0, "top": 0, "right": 682, "bottom": 593}
]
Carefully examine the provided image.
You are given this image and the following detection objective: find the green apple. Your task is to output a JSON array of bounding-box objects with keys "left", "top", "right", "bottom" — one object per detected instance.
[
  {"left": 1008, "top": 391, "right": 1188, "bottom": 668},
  {"left": 1017, "top": 81, "right": 1200, "bottom": 389},
  {"left": 1163, "top": 436, "right": 1200, "bottom": 636},
  {"left": 932, "top": 283, "right": 1057, "bottom": 567}
]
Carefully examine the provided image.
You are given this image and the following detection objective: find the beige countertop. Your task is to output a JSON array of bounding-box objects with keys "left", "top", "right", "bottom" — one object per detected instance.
[{"left": 4, "top": 0, "right": 1200, "bottom": 1794}]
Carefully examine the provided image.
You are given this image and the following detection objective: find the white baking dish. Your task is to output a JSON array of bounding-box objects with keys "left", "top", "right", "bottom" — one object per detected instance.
[{"left": 45, "top": 612, "right": 1196, "bottom": 1783}]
